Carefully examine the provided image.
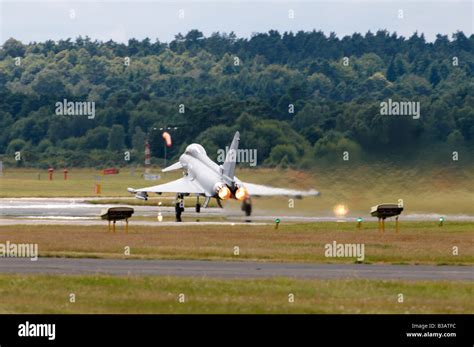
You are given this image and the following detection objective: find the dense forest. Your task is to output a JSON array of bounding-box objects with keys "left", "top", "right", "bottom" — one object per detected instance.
[{"left": 0, "top": 30, "right": 473, "bottom": 168}]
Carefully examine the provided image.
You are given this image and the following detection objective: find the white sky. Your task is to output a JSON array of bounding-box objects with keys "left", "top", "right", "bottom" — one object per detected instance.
[{"left": 1, "top": 0, "right": 472, "bottom": 43}]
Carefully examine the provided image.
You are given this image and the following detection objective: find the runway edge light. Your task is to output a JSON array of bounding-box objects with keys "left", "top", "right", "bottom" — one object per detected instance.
[
  {"left": 275, "top": 218, "right": 281, "bottom": 229},
  {"left": 439, "top": 216, "right": 445, "bottom": 227}
]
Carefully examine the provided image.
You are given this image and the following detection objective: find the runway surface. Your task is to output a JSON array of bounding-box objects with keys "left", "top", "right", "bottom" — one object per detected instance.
[
  {"left": 0, "top": 257, "right": 472, "bottom": 281},
  {"left": 1, "top": 198, "right": 474, "bottom": 224},
  {"left": 0, "top": 219, "right": 267, "bottom": 226}
]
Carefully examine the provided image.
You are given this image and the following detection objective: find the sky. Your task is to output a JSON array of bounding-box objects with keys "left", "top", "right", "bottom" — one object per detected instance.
[{"left": 0, "top": 0, "right": 472, "bottom": 44}]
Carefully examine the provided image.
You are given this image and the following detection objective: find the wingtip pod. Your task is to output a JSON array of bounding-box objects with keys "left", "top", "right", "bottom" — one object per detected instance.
[
  {"left": 294, "top": 189, "right": 320, "bottom": 199},
  {"left": 128, "top": 187, "right": 148, "bottom": 200}
]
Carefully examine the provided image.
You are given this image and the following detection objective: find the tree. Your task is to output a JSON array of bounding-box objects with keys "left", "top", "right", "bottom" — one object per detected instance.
[
  {"left": 0, "top": 30, "right": 471, "bottom": 168},
  {"left": 395, "top": 57, "right": 406, "bottom": 77},
  {"left": 6, "top": 139, "right": 27, "bottom": 154},
  {"left": 447, "top": 130, "right": 465, "bottom": 146},
  {"left": 386, "top": 59, "right": 397, "bottom": 82},
  {"left": 84, "top": 127, "right": 109, "bottom": 149},
  {"left": 266, "top": 144, "right": 298, "bottom": 166},
  {"left": 429, "top": 66, "right": 441, "bottom": 86},
  {"left": 108, "top": 124, "right": 126, "bottom": 151},
  {"left": 37, "top": 139, "right": 54, "bottom": 153},
  {"left": 31, "top": 69, "right": 66, "bottom": 96},
  {"left": 2, "top": 38, "right": 25, "bottom": 57},
  {"left": 314, "top": 131, "right": 362, "bottom": 161},
  {"left": 132, "top": 126, "right": 146, "bottom": 150},
  {"left": 236, "top": 112, "right": 256, "bottom": 131}
]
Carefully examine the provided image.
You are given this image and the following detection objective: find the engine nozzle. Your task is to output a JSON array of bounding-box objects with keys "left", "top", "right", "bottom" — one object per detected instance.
[
  {"left": 235, "top": 186, "right": 248, "bottom": 201},
  {"left": 215, "top": 183, "right": 231, "bottom": 200},
  {"left": 218, "top": 186, "right": 231, "bottom": 200}
]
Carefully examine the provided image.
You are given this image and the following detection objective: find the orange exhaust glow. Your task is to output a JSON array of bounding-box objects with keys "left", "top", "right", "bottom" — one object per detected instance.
[
  {"left": 235, "top": 187, "right": 248, "bottom": 201},
  {"left": 218, "top": 186, "right": 231, "bottom": 200}
]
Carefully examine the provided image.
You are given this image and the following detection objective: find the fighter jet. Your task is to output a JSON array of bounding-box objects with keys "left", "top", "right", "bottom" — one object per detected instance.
[{"left": 128, "top": 131, "right": 319, "bottom": 221}]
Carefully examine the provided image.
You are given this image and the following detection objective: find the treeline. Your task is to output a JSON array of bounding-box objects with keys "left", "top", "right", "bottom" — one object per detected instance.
[{"left": 0, "top": 30, "right": 473, "bottom": 168}]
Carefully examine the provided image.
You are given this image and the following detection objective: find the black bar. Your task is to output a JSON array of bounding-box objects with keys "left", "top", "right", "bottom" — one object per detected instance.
[{"left": 0, "top": 314, "right": 471, "bottom": 346}]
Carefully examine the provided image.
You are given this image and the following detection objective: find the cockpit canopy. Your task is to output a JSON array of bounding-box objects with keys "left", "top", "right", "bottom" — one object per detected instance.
[{"left": 185, "top": 144, "right": 207, "bottom": 157}]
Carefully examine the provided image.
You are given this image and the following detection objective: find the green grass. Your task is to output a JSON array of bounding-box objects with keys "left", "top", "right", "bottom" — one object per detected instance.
[
  {"left": 0, "top": 167, "right": 156, "bottom": 198},
  {"left": 0, "top": 274, "right": 471, "bottom": 313},
  {"left": 1, "top": 221, "right": 472, "bottom": 265},
  {"left": 1, "top": 165, "right": 473, "bottom": 215}
]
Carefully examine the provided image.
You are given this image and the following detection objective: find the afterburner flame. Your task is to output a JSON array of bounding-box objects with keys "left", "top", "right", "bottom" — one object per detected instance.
[
  {"left": 235, "top": 187, "right": 248, "bottom": 201},
  {"left": 218, "top": 186, "right": 231, "bottom": 200}
]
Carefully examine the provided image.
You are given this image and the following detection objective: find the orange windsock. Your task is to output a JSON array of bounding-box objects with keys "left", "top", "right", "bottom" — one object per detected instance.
[{"left": 162, "top": 132, "right": 172, "bottom": 147}]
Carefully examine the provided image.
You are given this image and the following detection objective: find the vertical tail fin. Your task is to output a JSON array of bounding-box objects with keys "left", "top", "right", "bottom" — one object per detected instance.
[{"left": 222, "top": 131, "right": 240, "bottom": 179}]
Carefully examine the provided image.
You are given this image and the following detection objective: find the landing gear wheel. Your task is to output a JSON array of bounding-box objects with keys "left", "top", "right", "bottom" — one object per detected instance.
[
  {"left": 175, "top": 194, "right": 185, "bottom": 222},
  {"left": 241, "top": 198, "right": 252, "bottom": 217},
  {"left": 195, "top": 203, "right": 201, "bottom": 213},
  {"left": 175, "top": 203, "right": 182, "bottom": 222}
]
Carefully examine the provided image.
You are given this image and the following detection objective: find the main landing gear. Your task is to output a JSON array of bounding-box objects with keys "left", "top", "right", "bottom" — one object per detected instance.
[
  {"left": 241, "top": 197, "right": 252, "bottom": 217},
  {"left": 175, "top": 194, "right": 185, "bottom": 222},
  {"left": 175, "top": 195, "right": 252, "bottom": 221},
  {"left": 195, "top": 196, "right": 201, "bottom": 213},
  {"left": 175, "top": 195, "right": 203, "bottom": 221}
]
